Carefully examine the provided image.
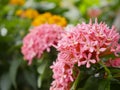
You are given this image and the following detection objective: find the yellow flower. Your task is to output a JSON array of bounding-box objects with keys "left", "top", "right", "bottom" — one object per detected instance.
[
  {"left": 32, "top": 15, "right": 48, "bottom": 26},
  {"left": 9, "top": 0, "right": 25, "bottom": 6},
  {"left": 24, "top": 8, "right": 39, "bottom": 19},
  {"left": 32, "top": 12, "right": 52, "bottom": 26},
  {"left": 41, "top": 12, "right": 52, "bottom": 18},
  {"left": 48, "top": 15, "right": 67, "bottom": 27},
  {"left": 32, "top": 12, "right": 67, "bottom": 27},
  {"left": 15, "top": 8, "right": 39, "bottom": 19}
]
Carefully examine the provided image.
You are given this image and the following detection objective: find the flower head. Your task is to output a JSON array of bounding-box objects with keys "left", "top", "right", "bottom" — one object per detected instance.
[
  {"left": 24, "top": 8, "right": 39, "bottom": 19},
  {"left": 87, "top": 8, "right": 102, "bottom": 18},
  {"left": 50, "top": 19, "right": 120, "bottom": 89},
  {"left": 16, "top": 8, "right": 39, "bottom": 19},
  {"left": 21, "top": 24, "right": 63, "bottom": 65},
  {"left": 48, "top": 15, "right": 67, "bottom": 27},
  {"left": 32, "top": 12, "right": 67, "bottom": 27},
  {"left": 57, "top": 19, "right": 120, "bottom": 67},
  {"left": 9, "top": 0, "right": 25, "bottom": 6},
  {"left": 106, "top": 58, "right": 120, "bottom": 68}
]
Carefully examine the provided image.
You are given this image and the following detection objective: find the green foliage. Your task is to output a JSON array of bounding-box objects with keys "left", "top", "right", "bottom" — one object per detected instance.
[
  {"left": 9, "top": 59, "right": 21, "bottom": 89},
  {"left": 0, "top": 73, "right": 12, "bottom": 90}
]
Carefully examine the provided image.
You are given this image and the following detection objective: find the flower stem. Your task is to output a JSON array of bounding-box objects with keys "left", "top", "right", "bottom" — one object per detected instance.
[{"left": 99, "top": 61, "right": 112, "bottom": 79}]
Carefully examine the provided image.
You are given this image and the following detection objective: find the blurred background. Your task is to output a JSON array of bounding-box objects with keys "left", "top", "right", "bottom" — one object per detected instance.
[{"left": 0, "top": 0, "right": 120, "bottom": 90}]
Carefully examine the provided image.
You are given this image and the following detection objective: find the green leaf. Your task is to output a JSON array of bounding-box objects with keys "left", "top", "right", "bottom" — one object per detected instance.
[
  {"left": 84, "top": 0, "right": 99, "bottom": 6},
  {"left": 0, "top": 73, "right": 12, "bottom": 90},
  {"left": 79, "top": 4, "right": 87, "bottom": 15},
  {"left": 110, "top": 68, "right": 120, "bottom": 73},
  {"left": 37, "top": 60, "right": 47, "bottom": 74},
  {"left": 9, "top": 59, "right": 21, "bottom": 89},
  {"left": 77, "top": 88, "right": 85, "bottom": 90},
  {"left": 23, "top": 70, "right": 37, "bottom": 90},
  {"left": 37, "top": 59, "right": 47, "bottom": 88},
  {"left": 98, "top": 79, "right": 110, "bottom": 90},
  {"left": 37, "top": 75, "right": 42, "bottom": 88},
  {"left": 83, "top": 76, "right": 99, "bottom": 90}
]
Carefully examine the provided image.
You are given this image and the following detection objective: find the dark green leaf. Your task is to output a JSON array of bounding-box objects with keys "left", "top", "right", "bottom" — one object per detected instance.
[
  {"left": 98, "top": 79, "right": 110, "bottom": 90},
  {"left": 9, "top": 59, "right": 21, "bottom": 89},
  {"left": 23, "top": 70, "right": 37, "bottom": 90},
  {"left": 0, "top": 73, "right": 12, "bottom": 90},
  {"left": 83, "top": 76, "right": 99, "bottom": 90}
]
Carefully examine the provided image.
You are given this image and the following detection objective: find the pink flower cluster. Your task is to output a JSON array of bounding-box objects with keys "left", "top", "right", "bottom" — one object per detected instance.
[
  {"left": 50, "top": 61, "right": 74, "bottom": 90},
  {"left": 21, "top": 24, "right": 63, "bottom": 65},
  {"left": 106, "top": 58, "right": 120, "bottom": 68},
  {"left": 50, "top": 20, "right": 120, "bottom": 90}
]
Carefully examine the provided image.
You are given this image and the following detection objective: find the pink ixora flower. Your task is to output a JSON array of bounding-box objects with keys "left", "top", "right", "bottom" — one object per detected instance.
[
  {"left": 21, "top": 24, "right": 63, "bottom": 65},
  {"left": 50, "top": 19, "right": 120, "bottom": 90},
  {"left": 87, "top": 8, "right": 102, "bottom": 18},
  {"left": 50, "top": 61, "right": 74, "bottom": 90},
  {"left": 106, "top": 58, "right": 120, "bottom": 68}
]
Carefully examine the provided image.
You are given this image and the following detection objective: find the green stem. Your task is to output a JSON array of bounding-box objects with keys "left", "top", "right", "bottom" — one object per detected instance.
[
  {"left": 71, "top": 72, "right": 81, "bottom": 90},
  {"left": 99, "top": 61, "right": 112, "bottom": 79},
  {"left": 113, "top": 73, "right": 120, "bottom": 78}
]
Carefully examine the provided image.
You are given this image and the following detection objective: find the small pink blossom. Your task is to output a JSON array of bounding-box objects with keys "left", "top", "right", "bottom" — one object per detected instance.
[
  {"left": 87, "top": 8, "right": 102, "bottom": 18},
  {"left": 106, "top": 58, "right": 120, "bottom": 68},
  {"left": 21, "top": 24, "right": 63, "bottom": 64},
  {"left": 81, "top": 53, "right": 96, "bottom": 68},
  {"left": 50, "top": 61, "right": 74, "bottom": 90}
]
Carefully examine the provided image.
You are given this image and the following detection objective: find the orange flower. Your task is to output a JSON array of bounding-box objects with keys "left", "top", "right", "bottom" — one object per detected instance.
[
  {"left": 41, "top": 12, "right": 52, "bottom": 18},
  {"left": 32, "top": 12, "right": 67, "bottom": 27},
  {"left": 32, "top": 15, "right": 48, "bottom": 26},
  {"left": 48, "top": 15, "right": 67, "bottom": 27},
  {"left": 9, "top": 0, "right": 25, "bottom": 6},
  {"left": 24, "top": 8, "right": 39, "bottom": 19},
  {"left": 32, "top": 12, "right": 52, "bottom": 26},
  {"left": 15, "top": 8, "right": 39, "bottom": 19}
]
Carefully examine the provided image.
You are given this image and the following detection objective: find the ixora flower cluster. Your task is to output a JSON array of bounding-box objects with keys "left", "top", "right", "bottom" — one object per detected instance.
[
  {"left": 50, "top": 20, "right": 120, "bottom": 90},
  {"left": 21, "top": 19, "right": 120, "bottom": 90},
  {"left": 21, "top": 24, "right": 63, "bottom": 65}
]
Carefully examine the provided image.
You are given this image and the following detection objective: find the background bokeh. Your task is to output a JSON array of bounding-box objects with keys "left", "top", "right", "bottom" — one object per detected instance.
[{"left": 0, "top": 0, "right": 120, "bottom": 90}]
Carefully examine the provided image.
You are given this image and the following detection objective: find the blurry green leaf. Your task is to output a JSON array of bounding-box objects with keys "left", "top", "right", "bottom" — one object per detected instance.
[
  {"left": 9, "top": 59, "right": 21, "bottom": 89},
  {"left": 79, "top": 4, "right": 87, "bottom": 15},
  {"left": 37, "top": 75, "right": 42, "bottom": 88},
  {"left": 110, "top": 78, "right": 120, "bottom": 84},
  {"left": 98, "top": 79, "right": 110, "bottom": 90},
  {"left": 110, "top": 68, "right": 120, "bottom": 74},
  {"left": 0, "top": 73, "right": 12, "bottom": 90},
  {"left": 83, "top": 76, "right": 99, "bottom": 90},
  {"left": 77, "top": 88, "right": 85, "bottom": 90},
  {"left": 37, "top": 60, "right": 47, "bottom": 74},
  {"left": 113, "top": 73, "right": 120, "bottom": 78},
  {"left": 37, "top": 59, "right": 47, "bottom": 88},
  {"left": 23, "top": 70, "right": 37, "bottom": 90},
  {"left": 40, "top": 0, "right": 61, "bottom": 4},
  {"left": 78, "top": 0, "right": 100, "bottom": 15},
  {"left": 84, "top": 0, "right": 99, "bottom": 6}
]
